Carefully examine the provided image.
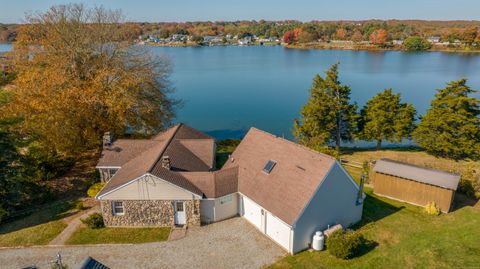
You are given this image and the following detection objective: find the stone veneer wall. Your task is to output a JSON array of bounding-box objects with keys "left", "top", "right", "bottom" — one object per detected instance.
[{"left": 101, "top": 199, "right": 201, "bottom": 227}]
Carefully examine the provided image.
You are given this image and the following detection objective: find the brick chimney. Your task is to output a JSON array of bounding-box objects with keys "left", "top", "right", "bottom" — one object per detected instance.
[
  {"left": 103, "top": 132, "right": 113, "bottom": 148},
  {"left": 161, "top": 156, "right": 171, "bottom": 170}
]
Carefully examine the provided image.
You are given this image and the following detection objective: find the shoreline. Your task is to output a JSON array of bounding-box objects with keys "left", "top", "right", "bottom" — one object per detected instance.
[
  {"left": 147, "top": 42, "right": 480, "bottom": 53},
  {"left": 285, "top": 43, "right": 480, "bottom": 53},
  {"left": 3, "top": 41, "right": 480, "bottom": 53}
]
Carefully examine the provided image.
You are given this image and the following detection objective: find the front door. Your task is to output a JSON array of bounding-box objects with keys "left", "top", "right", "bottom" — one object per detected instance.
[{"left": 174, "top": 201, "right": 186, "bottom": 225}]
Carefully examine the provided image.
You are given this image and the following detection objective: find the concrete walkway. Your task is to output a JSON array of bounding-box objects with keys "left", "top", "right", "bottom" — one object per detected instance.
[
  {"left": 168, "top": 227, "right": 187, "bottom": 241},
  {"left": 49, "top": 206, "right": 100, "bottom": 245},
  {"left": 0, "top": 218, "right": 286, "bottom": 269}
]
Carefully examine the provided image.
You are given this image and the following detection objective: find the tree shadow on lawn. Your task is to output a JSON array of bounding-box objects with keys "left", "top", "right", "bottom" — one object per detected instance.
[
  {"left": 0, "top": 200, "right": 76, "bottom": 235},
  {"left": 353, "top": 192, "right": 405, "bottom": 230},
  {"left": 353, "top": 237, "right": 379, "bottom": 258},
  {"left": 452, "top": 192, "right": 479, "bottom": 212},
  {"left": 0, "top": 150, "right": 98, "bottom": 235},
  {"left": 341, "top": 146, "right": 422, "bottom": 156}
]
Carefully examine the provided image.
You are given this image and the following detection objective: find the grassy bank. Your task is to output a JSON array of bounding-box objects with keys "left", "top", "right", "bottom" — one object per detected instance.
[
  {"left": 270, "top": 188, "right": 480, "bottom": 269},
  {"left": 0, "top": 201, "right": 73, "bottom": 247},
  {"left": 341, "top": 148, "right": 479, "bottom": 197},
  {"left": 285, "top": 42, "right": 480, "bottom": 53},
  {"left": 66, "top": 226, "right": 171, "bottom": 244}
]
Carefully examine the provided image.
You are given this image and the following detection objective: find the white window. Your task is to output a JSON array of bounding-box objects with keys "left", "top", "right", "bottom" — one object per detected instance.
[
  {"left": 112, "top": 201, "right": 124, "bottom": 215},
  {"left": 219, "top": 194, "right": 233, "bottom": 205}
]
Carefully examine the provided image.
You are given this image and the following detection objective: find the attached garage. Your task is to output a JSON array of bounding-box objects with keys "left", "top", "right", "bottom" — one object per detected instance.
[
  {"left": 371, "top": 159, "right": 460, "bottom": 212},
  {"left": 223, "top": 128, "right": 364, "bottom": 254},
  {"left": 240, "top": 195, "right": 265, "bottom": 231},
  {"left": 240, "top": 195, "right": 292, "bottom": 251},
  {"left": 265, "top": 212, "right": 291, "bottom": 250}
]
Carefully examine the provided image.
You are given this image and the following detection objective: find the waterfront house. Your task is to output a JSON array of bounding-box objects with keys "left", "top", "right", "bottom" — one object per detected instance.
[
  {"left": 427, "top": 36, "right": 441, "bottom": 43},
  {"left": 95, "top": 123, "right": 364, "bottom": 253}
]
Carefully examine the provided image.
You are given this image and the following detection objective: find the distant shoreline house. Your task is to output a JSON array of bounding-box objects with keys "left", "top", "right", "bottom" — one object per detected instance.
[
  {"left": 96, "top": 123, "right": 364, "bottom": 253},
  {"left": 371, "top": 159, "right": 460, "bottom": 213}
]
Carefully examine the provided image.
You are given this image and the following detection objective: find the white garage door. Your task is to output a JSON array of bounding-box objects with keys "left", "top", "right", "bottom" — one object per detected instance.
[
  {"left": 241, "top": 196, "right": 263, "bottom": 231},
  {"left": 266, "top": 212, "right": 291, "bottom": 251}
]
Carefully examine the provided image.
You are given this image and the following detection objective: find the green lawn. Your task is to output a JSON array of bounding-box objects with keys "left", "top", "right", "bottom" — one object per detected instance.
[
  {"left": 341, "top": 148, "right": 479, "bottom": 183},
  {"left": 0, "top": 201, "right": 73, "bottom": 247},
  {"left": 0, "top": 220, "right": 67, "bottom": 247},
  {"left": 269, "top": 188, "right": 480, "bottom": 269},
  {"left": 66, "top": 226, "right": 171, "bottom": 244}
]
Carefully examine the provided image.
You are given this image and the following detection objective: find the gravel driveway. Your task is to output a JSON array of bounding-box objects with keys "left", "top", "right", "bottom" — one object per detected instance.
[{"left": 0, "top": 217, "right": 286, "bottom": 269}]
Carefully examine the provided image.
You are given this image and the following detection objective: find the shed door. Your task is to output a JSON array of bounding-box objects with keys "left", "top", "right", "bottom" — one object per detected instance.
[
  {"left": 266, "top": 212, "right": 291, "bottom": 251},
  {"left": 241, "top": 196, "right": 263, "bottom": 231}
]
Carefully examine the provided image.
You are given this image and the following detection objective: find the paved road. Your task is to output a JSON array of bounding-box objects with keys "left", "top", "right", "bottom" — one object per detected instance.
[{"left": 0, "top": 218, "right": 286, "bottom": 269}]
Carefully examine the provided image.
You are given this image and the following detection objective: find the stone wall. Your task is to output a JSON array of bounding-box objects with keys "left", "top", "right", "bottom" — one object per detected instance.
[{"left": 101, "top": 199, "right": 201, "bottom": 227}]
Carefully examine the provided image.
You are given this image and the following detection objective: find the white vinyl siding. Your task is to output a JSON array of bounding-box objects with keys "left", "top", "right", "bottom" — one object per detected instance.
[
  {"left": 99, "top": 174, "right": 197, "bottom": 200},
  {"left": 213, "top": 193, "right": 238, "bottom": 221},
  {"left": 292, "top": 162, "right": 363, "bottom": 253},
  {"left": 200, "top": 193, "right": 239, "bottom": 224}
]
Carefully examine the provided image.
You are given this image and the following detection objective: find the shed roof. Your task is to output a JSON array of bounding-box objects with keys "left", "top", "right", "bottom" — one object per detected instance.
[{"left": 373, "top": 158, "right": 460, "bottom": 190}]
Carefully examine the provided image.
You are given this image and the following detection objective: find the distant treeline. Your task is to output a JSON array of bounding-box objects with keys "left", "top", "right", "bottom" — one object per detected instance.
[{"left": 2, "top": 20, "right": 480, "bottom": 44}]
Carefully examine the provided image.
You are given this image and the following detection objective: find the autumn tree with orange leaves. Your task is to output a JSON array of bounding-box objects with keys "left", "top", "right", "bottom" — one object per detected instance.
[
  {"left": 3, "top": 4, "right": 176, "bottom": 155},
  {"left": 369, "top": 29, "right": 388, "bottom": 46}
]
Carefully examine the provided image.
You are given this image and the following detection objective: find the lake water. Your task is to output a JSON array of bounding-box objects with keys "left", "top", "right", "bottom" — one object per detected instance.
[{"left": 2, "top": 43, "right": 480, "bottom": 145}]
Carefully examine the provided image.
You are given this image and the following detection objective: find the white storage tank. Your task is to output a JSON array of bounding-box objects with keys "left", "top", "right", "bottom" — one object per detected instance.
[{"left": 312, "top": 231, "right": 325, "bottom": 251}]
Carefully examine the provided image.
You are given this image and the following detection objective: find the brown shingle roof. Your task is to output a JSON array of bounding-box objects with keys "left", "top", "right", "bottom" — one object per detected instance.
[
  {"left": 223, "top": 128, "right": 336, "bottom": 225},
  {"left": 97, "top": 125, "right": 179, "bottom": 197},
  {"left": 96, "top": 140, "right": 157, "bottom": 167},
  {"left": 373, "top": 158, "right": 460, "bottom": 190},
  {"left": 97, "top": 123, "right": 216, "bottom": 198},
  {"left": 179, "top": 166, "right": 238, "bottom": 198},
  {"left": 97, "top": 124, "right": 337, "bottom": 224}
]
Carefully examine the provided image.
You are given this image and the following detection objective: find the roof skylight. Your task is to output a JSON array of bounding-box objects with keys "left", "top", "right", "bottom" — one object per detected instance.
[{"left": 263, "top": 160, "right": 276, "bottom": 174}]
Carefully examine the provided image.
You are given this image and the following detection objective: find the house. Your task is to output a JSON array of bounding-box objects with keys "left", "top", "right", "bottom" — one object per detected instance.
[
  {"left": 95, "top": 123, "right": 364, "bottom": 253},
  {"left": 392, "top": 40, "right": 404, "bottom": 45},
  {"left": 371, "top": 159, "right": 460, "bottom": 212},
  {"left": 427, "top": 36, "right": 441, "bottom": 43},
  {"left": 171, "top": 34, "right": 188, "bottom": 42},
  {"left": 238, "top": 36, "right": 253, "bottom": 45}
]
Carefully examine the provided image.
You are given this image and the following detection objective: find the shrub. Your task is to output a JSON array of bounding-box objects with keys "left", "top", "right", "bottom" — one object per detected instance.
[
  {"left": 403, "top": 36, "right": 432, "bottom": 51},
  {"left": 87, "top": 182, "right": 105, "bottom": 198},
  {"left": 74, "top": 200, "right": 85, "bottom": 210},
  {"left": 81, "top": 213, "right": 105, "bottom": 229},
  {"left": 326, "top": 229, "right": 363, "bottom": 259},
  {"left": 425, "top": 201, "right": 441, "bottom": 215}
]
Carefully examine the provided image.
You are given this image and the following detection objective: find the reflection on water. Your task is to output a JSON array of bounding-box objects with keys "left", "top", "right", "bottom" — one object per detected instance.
[
  {"left": 2, "top": 43, "right": 479, "bottom": 145},
  {"left": 150, "top": 46, "right": 479, "bottom": 143}
]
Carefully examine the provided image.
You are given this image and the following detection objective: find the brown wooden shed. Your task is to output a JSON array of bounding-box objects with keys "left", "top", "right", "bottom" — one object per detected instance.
[{"left": 371, "top": 159, "right": 460, "bottom": 213}]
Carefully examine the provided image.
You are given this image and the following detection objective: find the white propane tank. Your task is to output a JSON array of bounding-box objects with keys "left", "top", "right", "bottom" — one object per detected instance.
[{"left": 312, "top": 231, "right": 325, "bottom": 251}]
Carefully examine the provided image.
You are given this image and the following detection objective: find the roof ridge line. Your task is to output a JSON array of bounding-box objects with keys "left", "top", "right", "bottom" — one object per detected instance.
[
  {"left": 249, "top": 127, "right": 336, "bottom": 161},
  {"left": 147, "top": 123, "right": 182, "bottom": 173},
  {"left": 378, "top": 158, "right": 461, "bottom": 177}
]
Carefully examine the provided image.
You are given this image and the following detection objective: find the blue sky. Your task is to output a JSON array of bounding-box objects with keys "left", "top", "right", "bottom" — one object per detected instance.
[{"left": 1, "top": 0, "right": 479, "bottom": 23}]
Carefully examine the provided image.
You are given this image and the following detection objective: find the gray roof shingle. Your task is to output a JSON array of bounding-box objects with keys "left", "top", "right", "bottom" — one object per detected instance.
[{"left": 373, "top": 158, "right": 460, "bottom": 190}]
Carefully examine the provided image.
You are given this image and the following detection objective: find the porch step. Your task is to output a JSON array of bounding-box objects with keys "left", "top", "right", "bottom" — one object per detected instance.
[{"left": 168, "top": 227, "right": 187, "bottom": 241}]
